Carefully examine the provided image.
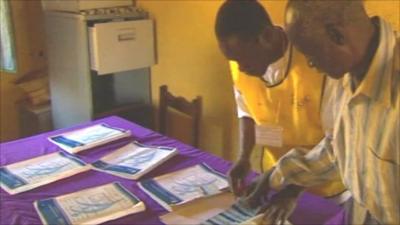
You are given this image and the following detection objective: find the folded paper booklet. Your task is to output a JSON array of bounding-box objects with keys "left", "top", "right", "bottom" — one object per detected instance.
[
  {"left": 34, "top": 182, "right": 145, "bottom": 225},
  {"left": 160, "top": 193, "right": 292, "bottom": 225},
  {"left": 200, "top": 200, "right": 292, "bottom": 225},
  {"left": 91, "top": 141, "right": 178, "bottom": 180},
  {"left": 138, "top": 163, "right": 229, "bottom": 211},
  {"left": 48, "top": 123, "right": 131, "bottom": 154},
  {"left": 160, "top": 192, "right": 236, "bottom": 224},
  {"left": 0, "top": 151, "right": 89, "bottom": 195}
]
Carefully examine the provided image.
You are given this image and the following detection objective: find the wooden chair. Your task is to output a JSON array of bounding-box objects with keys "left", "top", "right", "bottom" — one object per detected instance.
[{"left": 159, "top": 85, "right": 202, "bottom": 148}]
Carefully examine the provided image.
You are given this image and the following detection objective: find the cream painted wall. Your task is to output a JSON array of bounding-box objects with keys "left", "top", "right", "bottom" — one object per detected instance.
[
  {"left": 137, "top": 0, "right": 237, "bottom": 159},
  {"left": 365, "top": 0, "right": 400, "bottom": 29},
  {"left": 0, "top": 1, "right": 47, "bottom": 141},
  {"left": 260, "top": 0, "right": 400, "bottom": 28}
]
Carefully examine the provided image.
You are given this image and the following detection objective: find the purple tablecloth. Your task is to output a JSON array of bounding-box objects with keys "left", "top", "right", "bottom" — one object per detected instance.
[{"left": 0, "top": 116, "right": 344, "bottom": 225}]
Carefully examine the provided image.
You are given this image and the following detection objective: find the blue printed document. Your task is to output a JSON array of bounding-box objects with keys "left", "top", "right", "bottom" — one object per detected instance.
[
  {"left": 200, "top": 201, "right": 262, "bottom": 225},
  {"left": 201, "top": 200, "right": 292, "bottom": 225},
  {"left": 138, "top": 163, "right": 229, "bottom": 211},
  {"left": 91, "top": 141, "right": 178, "bottom": 180},
  {"left": 48, "top": 124, "right": 131, "bottom": 154},
  {"left": 0, "top": 152, "right": 89, "bottom": 195},
  {"left": 160, "top": 193, "right": 292, "bottom": 225},
  {"left": 34, "top": 182, "right": 145, "bottom": 225}
]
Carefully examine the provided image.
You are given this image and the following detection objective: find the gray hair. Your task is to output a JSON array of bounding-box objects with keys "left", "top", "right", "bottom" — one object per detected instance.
[{"left": 286, "top": 0, "right": 367, "bottom": 39}]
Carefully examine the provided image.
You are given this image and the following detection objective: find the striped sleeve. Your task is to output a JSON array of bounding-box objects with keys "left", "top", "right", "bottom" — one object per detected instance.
[{"left": 269, "top": 136, "right": 341, "bottom": 190}]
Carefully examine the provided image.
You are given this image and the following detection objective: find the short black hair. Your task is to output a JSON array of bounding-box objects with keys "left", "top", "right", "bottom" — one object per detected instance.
[{"left": 215, "top": 0, "right": 273, "bottom": 40}]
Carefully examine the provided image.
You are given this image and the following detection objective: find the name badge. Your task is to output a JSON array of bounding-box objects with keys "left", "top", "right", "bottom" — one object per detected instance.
[{"left": 255, "top": 125, "right": 283, "bottom": 147}]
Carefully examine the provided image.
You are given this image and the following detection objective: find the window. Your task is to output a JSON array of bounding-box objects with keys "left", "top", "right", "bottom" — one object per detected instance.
[{"left": 0, "top": 0, "right": 17, "bottom": 73}]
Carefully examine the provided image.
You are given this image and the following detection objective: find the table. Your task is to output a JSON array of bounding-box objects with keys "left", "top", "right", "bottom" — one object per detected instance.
[{"left": 0, "top": 116, "right": 344, "bottom": 225}]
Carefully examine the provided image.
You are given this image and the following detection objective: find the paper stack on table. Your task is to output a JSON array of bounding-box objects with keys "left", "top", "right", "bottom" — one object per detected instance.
[
  {"left": 48, "top": 123, "right": 131, "bottom": 154},
  {"left": 160, "top": 192, "right": 292, "bottom": 225},
  {"left": 0, "top": 151, "right": 89, "bottom": 195},
  {"left": 34, "top": 182, "right": 145, "bottom": 225},
  {"left": 91, "top": 141, "right": 178, "bottom": 180},
  {"left": 138, "top": 163, "right": 229, "bottom": 211},
  {"left": 160, "top": 192, "right": 235, "bottom": 224},
  {"left": 200, "top": 200, "right": 292, "bottom": 225}
]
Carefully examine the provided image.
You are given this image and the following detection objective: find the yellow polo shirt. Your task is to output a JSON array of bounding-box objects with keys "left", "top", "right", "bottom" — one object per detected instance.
[{"left": 230, "top": 46, "right": 345, "bottom": 197}]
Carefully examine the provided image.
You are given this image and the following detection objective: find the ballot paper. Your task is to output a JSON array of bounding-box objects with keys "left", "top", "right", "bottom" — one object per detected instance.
[
  {"left": 160, "top": 192, "right": 236, "bottom": 224},
  {"left": 48, "top": 123, "right": 131, "bottom": 154},
  {"left": 0, "top": 151, "right": 89, "bottom": 195},
  {"left": 138, "top": 163, "right": 229, "bottom": 211},
  {"left": 34, "top": 182, "right": 145, "bottom": 225},
  {"left": 201, "top": 200, "right": 292, "bottom": 225},
  {"left": 91, "top": 141, "right": 178, "bottom": 180}
]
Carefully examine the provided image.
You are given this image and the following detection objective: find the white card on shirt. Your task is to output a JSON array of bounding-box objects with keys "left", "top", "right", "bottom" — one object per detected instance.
[{"left": 255, "top": 125, "right": 283, "bottom": 147}]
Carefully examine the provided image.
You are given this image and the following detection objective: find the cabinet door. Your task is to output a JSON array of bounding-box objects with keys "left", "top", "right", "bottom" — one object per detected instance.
[
  {"left": 89, "top": 19, "right": 155, "bottom": 75},
  {"left": 45, "top": 12, "right": 92, "bottom": 128}
]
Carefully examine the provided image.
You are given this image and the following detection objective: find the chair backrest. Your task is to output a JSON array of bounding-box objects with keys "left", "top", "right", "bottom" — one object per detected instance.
[{"left": 159, "top": 85, "right": 202, "bottom": 148}]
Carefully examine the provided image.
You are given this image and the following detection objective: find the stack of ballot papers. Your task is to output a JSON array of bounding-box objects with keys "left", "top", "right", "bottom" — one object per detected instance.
[
  {"left": 160, "top": 193, "right": 292, "bottom": 225},
  {"left": 0, "top": 152, "right": 89, "bottom": 195},
  {"left": 34, "top": 182, "right": 145, "bottom": 225},
  {"left": 48, "top": 123, "right": 131, "bottom": 154},
  {"left": 138, "top": 163, "right": 229, "bottom": 211},
  {"left": 91, "top": 141, "right": 178, "bottom": 180},
  {"left": 200, "top": 201, "right": 292, "bottom": 225},
  {"left": 160, "top": 192, "right": 235, "bottom": 224}
]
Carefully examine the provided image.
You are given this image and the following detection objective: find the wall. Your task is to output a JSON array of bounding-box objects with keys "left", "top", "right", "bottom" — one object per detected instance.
[
  {"left": 0, "top": 1, "right": 47, "bottom": 141},
  {"left": 259, "top": 0, "right": 400, "bottom": 28},
  {"left": 137, "top": 0, "right": 237, "bottom": 159}
]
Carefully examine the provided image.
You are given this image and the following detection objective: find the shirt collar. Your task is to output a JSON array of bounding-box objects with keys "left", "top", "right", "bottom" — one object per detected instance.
[
  {"left": 343, "top": 17, "right": 396, "bottom": 108},
  {"left": 262, "top": 44, "right": 291, "bottom": 84}
]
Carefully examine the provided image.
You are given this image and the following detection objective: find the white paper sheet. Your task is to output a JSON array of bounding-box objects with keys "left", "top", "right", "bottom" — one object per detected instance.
[
  {"left": 48, "top": 123, "right": 131, "bottom": 154},
  {"left": 34, "top": 182, "right": 145, "bottom": 225},
  {"left": 139, "top": 163, "right": 229, "bottom": 211},
  {"left": 0, "top": 152, "right": 89, "bottom": 195},
  {"left": 91, "top": 141, "right": 178, "bottom": 180}
]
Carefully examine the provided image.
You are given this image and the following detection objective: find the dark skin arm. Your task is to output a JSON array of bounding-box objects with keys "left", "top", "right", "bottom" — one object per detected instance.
[
  {"left": 231, "top": 117, "right": 305, "bottom": 223},
  {"left": 228, "top": 117, "right": 255, "bottom": 196},
  {"left": 243, "top": 168, "right": 305, "bottom": 225},
  {"left": 258, "top": 184, "right": 304, "bottom": 225}
]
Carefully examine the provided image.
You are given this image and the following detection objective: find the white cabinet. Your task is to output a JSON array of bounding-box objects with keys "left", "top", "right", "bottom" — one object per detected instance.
[
  {"left": 89, "top": 19, "right": 155, "bottom": 75},
  {"left": 42, "top": 0, "right": 133, "bottom": 12},
  {"left": 45, "top": 12, "right": 153, "bottom": 129}
]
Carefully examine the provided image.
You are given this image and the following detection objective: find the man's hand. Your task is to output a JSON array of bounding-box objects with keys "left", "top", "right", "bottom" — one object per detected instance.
[
  {"left": 228, "top": 158, "right": 251, "bottom": 196},
  {"left": 242, "top": 167, "right": 275, "bottom": 208},
  {"left": 258, "top": 185, "right": 304, "bottom": 225}
]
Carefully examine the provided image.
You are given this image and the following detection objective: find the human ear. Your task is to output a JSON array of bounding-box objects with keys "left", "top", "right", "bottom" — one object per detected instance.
[
  {"left": 325, "top": 23, "right": 345, "bottom": 45},
  {"left": 258, "top": 26, "right": 275, "bottom": 48}
]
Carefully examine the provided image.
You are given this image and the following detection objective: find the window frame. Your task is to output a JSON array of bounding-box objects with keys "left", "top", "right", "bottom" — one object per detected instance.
[{"left": 1, "top": 0, "right": 17, "bottom": 73}]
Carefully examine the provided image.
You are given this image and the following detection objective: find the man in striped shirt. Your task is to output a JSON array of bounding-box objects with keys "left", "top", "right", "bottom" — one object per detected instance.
[{"left": 245, "top": 1, "right": 399, "bottom": 224}]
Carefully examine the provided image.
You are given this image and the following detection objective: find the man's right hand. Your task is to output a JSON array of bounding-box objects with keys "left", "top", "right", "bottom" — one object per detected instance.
[
  {"left": 228, "top": 158, "right": 251, "bottom": 196},
  {"left": 257, "top": 184, "right": 304, "bottom": 225},
  {"left": 242, "top": 167, "right": 275, "bottom": 208}
]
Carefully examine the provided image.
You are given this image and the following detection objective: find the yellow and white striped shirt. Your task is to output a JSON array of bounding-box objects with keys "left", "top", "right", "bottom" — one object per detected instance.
[{"left": 269, "top": 18, "right": 399, "bottom": 224}]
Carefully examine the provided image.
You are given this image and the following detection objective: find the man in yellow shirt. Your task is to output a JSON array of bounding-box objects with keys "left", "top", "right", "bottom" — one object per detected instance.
[{"left": 215, "top": 0, "right": 345, "bottom": 199}]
